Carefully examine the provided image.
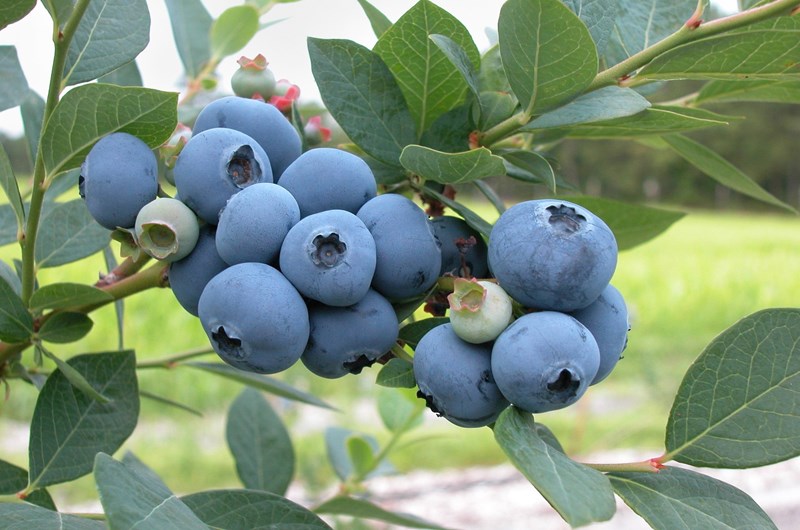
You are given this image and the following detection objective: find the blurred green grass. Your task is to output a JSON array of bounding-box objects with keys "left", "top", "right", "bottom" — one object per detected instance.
[{"left": 2, "top": 207, "right": 800, "bottom": 507}]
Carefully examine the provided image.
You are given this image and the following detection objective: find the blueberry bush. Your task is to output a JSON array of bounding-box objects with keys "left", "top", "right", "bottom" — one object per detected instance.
[{"left": 1, "top": 0, "right": 799, "bottom": 528}]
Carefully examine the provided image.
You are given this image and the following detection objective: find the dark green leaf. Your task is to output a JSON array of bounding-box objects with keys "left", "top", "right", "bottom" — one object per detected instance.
[
  {"left": 187, "top": 361, "right": 336, "bottom": 410},
  {"left": 226, "top": 388, "right": 294, "bottom": 495},
  {"left": 165, "top": 0, "right": 212, "bottom": 78},
  {"left": 324, "top": 427, "right": 393, "bottom": 482},
  {"left": 0, "top": 46, "right": 29, "bottom": 112},
  {"left": 524, "top": 86, "right": 650, "bottom": 129},
  {"left": 0, "top": 260, "right": 21, "bottom": 296},
  {"left": 376, "top": 357, "right": 416, "bottom": 388},
  {"left": 183, "top": 489, "right": 332, "bottom": 529},
  {"left": 429, "top": 34, "right": 480, "bottom": 99},
  {"left": 501, "top": 150, "right": 557, "bottom": 191},
  {"left": 40, "top": 84, "right": 178, "bottom": 180},
  {"left": 419, "top": 103, "right": 473, "bottom": 153},
  {"left": 346, "top": 435, "right": 376, "bottom": 477},
  {"left": 493, "top": 407, "right": 615, "bottom": 527},
  {"left": 419, "top": 185, "right": 493, "bottom": 239},
  {"left": 696, "top": 79, "right": 800, "bottom": 105},
  {"left": 473, "top": 179, "right": 506, "bottom": 215},
  {"left": 665, "top": 308, "right": 800, "bottom": 468},
  {"left": 20, "top": 89, "right": 45, "bottom": 163},
  {"left": 356, "top": 0, "right": 392, "bottom": 38},
  {"left": 34, "top": 199, "right": 111, "bottom": 268},
  {"left": 139, "top": 390, "right": 202, "bottom": 416},
  {"left": 210, "top": 5, "right": 260, "bottom": 59},
  {"left": 399, "top": 317, "right": 449, "bottom": 348},
  {"left": 308, "top": 37, "right": 416, "bottom": 166},
  {"left": 0, "top": 274, "right": 33, "bottom": 343},
  {"left": 38, "top": 346, "right": 109, "bottom": 402},
  {"left": 0, "top": 460, "right": 56, "bottom": 511},
  {"left": 0, "top": 145, "right": 24, "bottom": 237},
  {"left": 400, "top": 145, "right": 505, "bottom": 185},
  {"left": 533, "top": 422, "right": 565, "bottom": 453},
  {"left": 377, "top": 387, "right": 424, "bottom": 433},
  {"left": 498, "top": 0, "right": 597, "bottom": 114},
  {"left": 476, "top": 91, "right": 517, "bottom": 130},
  {"left": 29, "top": 283, "right": 113, "bottom": 313},
  {"left": 0, "top": 0, "right": 35, "bottom": 31},
  {"left": 393, "top": 295, "right": 427, "bottom": 323},
  {"left": 0, "top": 504, "right": 104, "bottom": 529},
  {"left": 38, "top": 312, "right": 93, "bottom": 344},
  {"left": 610, "top": 467, "right": 778, "bottom": 530},
  {"left": 662, "top": 134, "right": 796, "bottom": 213},
  {"left": 563, "top": 0, "right": 619, "bottom": 57},
  {"left": 314, "top": 496, "right": 451, "bottom": 530},
  {"left": 62, "top": 0, "right": 150, "bottom": 86},
  {"left": 41, "top": 0, "right": 74, "bottom": 31},
  {"left": 28, "top": 351, "right": 139, "bottom": 489},
  {"left": 373, "top": 0, "right": 480, "bottom": 134},
  {"left": 477, "top": 45, "right": 512, "bottom": 94},
  {"left": 94, "top": 452, "right": 207, "bottom": 529},
  {"left": 98, "top": 60, "right": 144, "bottom": 87}
]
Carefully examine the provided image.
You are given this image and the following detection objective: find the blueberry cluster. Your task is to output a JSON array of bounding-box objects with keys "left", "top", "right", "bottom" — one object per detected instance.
[{"left": 413, "top": 199, "right": 630, "bottom": 428}]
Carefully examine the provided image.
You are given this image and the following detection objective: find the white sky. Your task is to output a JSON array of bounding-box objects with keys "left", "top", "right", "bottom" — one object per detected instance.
[{"left": 0, "top": 0, "right": 738, "bottom": 137}]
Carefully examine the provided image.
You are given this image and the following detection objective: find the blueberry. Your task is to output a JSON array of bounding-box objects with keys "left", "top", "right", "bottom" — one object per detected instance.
[
  {"left": 79, "top": 132, "right": 158, "bottom": 230},
  {"left": 278, "top": 148, "right": 377, "bottom": 217},
  {"left": 168, "top": 225, "right": 229, "bottom": 316},
  {"left": 231, "top": 54, "right": 276, "bottom": 100},
  {"left": 216, "top": 183, "right": 300, "bottom": 266},
  {"left": 356, "top": 194, "right": 442, "bottom": 301},
  {"left": 279, "top": 209, "right": 376, "bottom": 307},
  {"left": 413, "top": 323, "right": 509, "bottom": 428},
  {"left": 173, "top": 127, "right": 273, "bottom": 224},
  {"left": 488, "top": 199, "right": 618, "bottom": 312},
  {"left": 193, "top": 95, "right": 301, "bottom": 179},
  {"left": 135, "top": 198, "right": 200, "bottom": 262},
  {"left": 448, "top": 279, "right": 513, "bottom": 344},
  {"left": 569, "top": 284, "right": 630, "bottom": 385},
  {"left": 302, "top": 289, "right": 399, "bottom": 379},
  {"left": 198, "top": 262, "right": 309, "bottom": 374},
  {"left": 491, "top": 311, "right": 600, "bottom": 413},
  {"left": 431, "top": 215, "right": 489, "bottom": 278}
]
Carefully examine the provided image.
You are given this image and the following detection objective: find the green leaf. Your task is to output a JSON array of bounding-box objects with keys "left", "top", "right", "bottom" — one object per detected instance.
[
  {"left": 308, "top": 37, "right": 416, "bottom": 166},
  {"left": 493, "top": 407, "right": 615, "bottom": 527},
  {"left": 183, "top": 489, "right": 332, "bottom": 529},
  {"left": 99, "top": 60, "right": 144, "bottom": 87},
  {"left": 500, "top": 150, "right": 557, "bottom": 191},
  {"left": 478, "top": 45, "right": 512, "bottom": 94},
  {"left": 662, "top": 134, "right": 796, "bottom": 213},
  {"left": 29, "top": 283, "right": 113, "bottom": 313},
  {"left": 609, "top": 467, "right": 778, "bottom": 530},
  {"left": 210, "top": 5, "right": 260, "bottom": 59},
  {"left": 638, "top": 17, "right": 800, "bottom": 82},
  {"left": 20, "top": 90, "right": 45, "bottom": 163},
  {"left": 476, "top": 91, "right": 517, "bottom": 130},
  {"left": 563, "top": 0, "right": 618, "bottom": 57},
  {"left": 474, "top": 179, "right": 507, "bottom": 215},
  {"left": 0, "top": 504, "right": 104, "bottom": 529},
  {"left": 419, "top": 103, "right": 473, "bottom": 153},
  {"left": 226, "top": 388, "right": 294, "bottom": 495},
  {"left": 429, "top": 33, "right": 480, "bottom": 100},
  {"left": 377, "top": 387, "right": 424, "bottom": 433},
  {"left": 665, "top": 308, "right": 800, "bottom": 468},
  {"left": 38, "top": 312, "right": 93, "bottom": 344},
  {"left": 399, "top": 317, "right": 449, "bottom": 348},
  {"left": 38, "top": 346, "right": 109, "bottom": 402},
  {"left": 324, "top": 427, "right": 393, "bottom": 482},
  {"left": 62, "top": 0, "right": 150, "bottom": 86},
  {"left": 524, "top": 86, "right": 651, "bottom": 129},
  {"left": 356, "top": 0, "right": 392, "bottom": 38},
  {"left": 498, "top": 0, "right": 597, "bottom": 114},
  {"left": 346, "top": 435, "right": 376, "bottom": 478},
  {"left": 0, "top": 460, "right": 56, "bottom": 511},
  {"left": 0, "top": 145, "right": 24, "bottom": 236},
  {"left": 34, "top": 199, "right": 111, "bottom": 268},
  {"left": 558, "top": 195, "right": 685, "bottom": 251},
  {"left": 696, "top": 79, "right": 800, "bottom": 105},
  {"left": 94, "top": 452, "right": 208, "bottom": 530},
  {"left": 0, "top": 260, "right": 21, "bottom": 296},
  {"left": 139, "top": 390, "right": 202, "bottom": 416},
  {"left": 314, "top": 496, "right": 451, "bottom": 530},
  {"left": 0, "top": 206, "right": 18, "bottom": 246},
  {"left": 373, "top": 0, "right": 480, "bottom": 134},
  {"left": 28, "top": 351, "right": 139, "bottom": 489},
  {"left": 0, "top": 274, "right": 33, "bottom": 343},
  {"left": 419, "top": 185, "right": 493, "bottom": 239},
  {"left": 400, "top": 145, "right": 505, "bottom": 185},
  {"left": 40, "top": 84, "right": 178, "bottom": 180},
  {"left": 41, "top": 0, "right": 75, "bottom": 31},
  {"left": 0, "top": 46, "right": 29, "bottom": 112},
  {"left": 187, "top": 361, "right": 336, "bottom": 410},
  {"left": 376, "top": 357, "right": 416, "bottom": 388},
  {"left": 0, "top": 0, "right": 36, "bottom": 31},
  {"left": 165, "top": 0, "right": 212, "bottom": 78}
]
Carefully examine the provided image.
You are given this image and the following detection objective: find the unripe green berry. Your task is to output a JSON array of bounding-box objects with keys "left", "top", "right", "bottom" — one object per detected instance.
[
  {"left": 448, "top": 278, "right": 513, "bottom": 344},
  {"left": 135, "top": 198, "right": 200, "bottom": 262},
  {"left": 231, "top": 54, "right": 276, "bottom": 100}
]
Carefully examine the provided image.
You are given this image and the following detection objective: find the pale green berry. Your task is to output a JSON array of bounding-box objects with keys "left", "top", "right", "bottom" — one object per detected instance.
[
  {"left": 135, "top": 198, "right": 200, "bottom": 262},
  {"left": 448, "top": 278, "right": 513, "bottom": 344}
]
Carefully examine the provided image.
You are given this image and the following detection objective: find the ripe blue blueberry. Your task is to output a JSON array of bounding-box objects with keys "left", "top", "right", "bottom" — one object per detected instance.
[
  {"left": 431, "top": 215, "right": 489, "bottom": 278},
  {"left": 488, "top": 199, "right": 617, "bottom": 312},
  {"left": 356, "top": 194, "right": 442, "bottom": 301},
  {"left": 173, "top": 127, "right": 273, "bottom": 225},
  {"left": 216, "top": 183, "right": 300, "bottom": 265},
  {"left": 491, "top": 311, "right": 600, "bottom": 413},
  {"left": 192, "top": 95, "right": 301, "bottom": 179},
  {"left": 79, "top": 132, "right": 158, "bottom": 230},
  {"left": 301, "top": 289, "right": 399, "bottom": 379},
  {"left": 278, "top": 148, "right": 377, "bottom": 217},
  {"left": 198, "top": 262, "right": 309, "bottom": 374},
  {"left": 168, "top": 225, "right": 229, "bottom": 316},
  {"left": 279, "top": 209, "right": 376, "bottom": 307},
  {"left": 413, "top": 323, "right": 509, "bottom": 428},
  {"left": 569, "top": 284, "right": 630, "bottom": 385}
]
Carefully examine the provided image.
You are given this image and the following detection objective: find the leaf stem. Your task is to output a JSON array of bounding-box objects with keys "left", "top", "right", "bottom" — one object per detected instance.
[
  {"left": 136, "top": 347, "right": 216, "bottom": 369},
  {"left": 582, "top": 457, "right": 665, "bottom": 474}
]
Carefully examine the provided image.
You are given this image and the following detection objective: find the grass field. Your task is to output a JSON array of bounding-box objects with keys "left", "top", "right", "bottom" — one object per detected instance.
[{"left": 2, "top": 206, "right": 800, "bottom": 507}]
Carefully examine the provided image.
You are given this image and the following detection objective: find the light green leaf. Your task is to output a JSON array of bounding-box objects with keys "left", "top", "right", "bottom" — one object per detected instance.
[
  {"left": 139, "top": 390, "right": 202, "bottom": 416},
  {"left": 324, "top": 427, "right": 393, "bottom": 482},
  {"left": 0, "top": 46, "right": 29, "bottom": 112},
  {"left": 525, "top": 86, "right": 650, "bottom": 129},
  {"left": 308, "top": 37, "right": 416, "bottom": 166},
  {"left": 665, "top": 308, "right": 800, "bottom": 468},
  {"left": 429, "top": 33, "right": 480, "bottom": 100},
  {"left": 663, "top": 134, "right": 796, "bottom": 213},
  {"left": 356, "top": 0, "right": 392, "bottom": 38},
  {"left": 94, "top": 452, "right": 207, "bottom": 530},
  {"left": 0, "top": 145, "right": 24, "bottom": 237},
  {"left": 44, "top": 169, "right": 80, "bottom": 202},
  {"left": 377, "top": 387, "right": 424, "bottom": 433},
  {"left": 478, "top": 44, "right": 512, "bottom": 94},
  {"left": 0, "top": 205, "right": 18, "bottom": 246},
  {"left": 399, "top": 317, "right": 449, "bottom": 348},
  {"left": 165, "top": 0, "right": 212, "bottom": 78},
  {"left": 373, "top": 0, "right": 480, "bottom": 134},
  {"left": 610, "top": 467, "right": 778, "bottom": 530},
  {"left": 29, "top": 283, "right": 113, "bottom": 313},
  {"left": 62, "top": 0, "right": 150, "bottom": 86},
  {"left": 28, "top": 351, "right": 138, "bottom": 489},
  {"left": 493, "top": 407, "right": 616, "bottom": 527},
  {"left": 40, "top": 0, "right": 74, "bottom": 30},
  {"left": 346, "top": 435, "right": 376, "bottom": 478},
  {"left": 477, "top": 91, "right": 517, "bottom": 130},
  {"left": 0, "top": 460, "right": 56, "bottom": 511},
  {"left": 400, "top": 145, "right": 505, "bottom": 185},
  {"left": 38, "top": 346, "right": 109, "bottom": 402},
  {"left": 500, "top": 150, "right": 557, "bottom": 191},
  {"left": 210, "top": 5, "right": 260, "bottom": 59},
  {"left": 696, "top": 79, "right": 800, "bottom": 104},
  {"left": 0, "top": 0, "right": 36, "bottom": 31},
  {"left": 99, "top": 60, "right": 144, "bottom": 87},
  {"left": 226, "top": 388, "right": 294, "bottom": 495},
  {"left": 498, "top": 0, "right": 597, "bottom": 114},
  {"left": 0, "top": 504, "right": 104, "bottom": 529},
  {"left": 563, "top": 0, "right": 619, "bottom": 57},
  {"left": 0, "top": 260, "right": 21, "bottom": 296},
  {"left": 376, "top": 357, "right": 416, "bottom": 388},
  {"left": 20, "top": 90, "right": 45, "bottom": 163},
  {"left": 183, "top": 489, "right": 332, "bottom": 529},
  {"left": 0, "top": 274, "right": 33, "bottom": 343},
  {"left": 40, "top": 84, "right": 177, "bottom": 180},
  {"left": 474, "top": 179, "right": 507, "bottom": 215},
  {"left": 419, "top": 185, "right": 493, "bottom": 239},
  {"left": 38, "top": 313, "right": 93, "bottom": 344},
  {"left": 314, "top": 496, "right": 451, "bottom": 530},
  {"left": 34, "top": 199, "right": 111, "bottom": 268}
]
